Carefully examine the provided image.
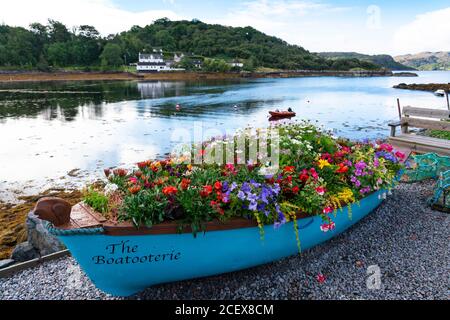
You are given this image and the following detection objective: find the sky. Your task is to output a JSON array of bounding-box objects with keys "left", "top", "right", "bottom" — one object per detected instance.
[{"left": 0, "top": 0, "right": 449, "bottom": 56}]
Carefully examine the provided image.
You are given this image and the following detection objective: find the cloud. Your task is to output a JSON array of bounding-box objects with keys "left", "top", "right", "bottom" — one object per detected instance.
[
  {"left": 210, "top": 0, "right": 357, "bottom": 52},
  {"left": 0, "top": 0, "right": 183, "bottom": 35},
  {"left": 393, "top": 7, "right": 450, "bottom": 54}
]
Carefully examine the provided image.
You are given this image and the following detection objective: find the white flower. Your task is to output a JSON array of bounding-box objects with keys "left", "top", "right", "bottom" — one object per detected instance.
[{"left": 104, "top": 183, "right": 119, "bottom": 195}]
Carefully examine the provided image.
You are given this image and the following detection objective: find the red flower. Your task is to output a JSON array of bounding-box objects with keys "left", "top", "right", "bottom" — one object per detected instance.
[
  {"left": 181, "top": 178, "right": 191, "bottom": 190},
  {"left": 198, "top": 149, "right": 206, "bottom": 157},
  {"left": 135, "top": 171, "right": 143, "bottom": 178},
  {"left": 137, "top": 162, "right": 148, "bottom": 170},
  {"left": 286, "top": 176, "right": 293, "bottom": 183},
  {"left": 266, "top": 177, "right": 275, "bottom": 185},
  {"left": 299, "top": 170, "right": 309, "bottom": 183},
  {"left": 283, "top": 166, "right": 295, "bottom": 173},
  {"left": 128, "top": 185, "right": 141, "bottom": 194},
  {"left": 200, "top": 185, "right": 213, "bottom": 198},
  {"left": 336, "top": 163, "right": 349, "bottom": 174},
  {"left": 214, "top": 181, "right": 222, "bottom": 191},
  {"left": 292, "top": 186, "right": 300, "bottom": 194},
  {"left": 316, "top": 273, "right": 326, "bottom": 284},
  {"left": 321, "top": 153, "right": 332, "bottom": 162},
  {"left": 104, "top": 168, "right": 111, "bottom": 177},
  {"left": 113, "top": 168, "right": 128, "bottom": 177},
  {"left": 162, "top": 186, "right": 178, "bottom": 196}
]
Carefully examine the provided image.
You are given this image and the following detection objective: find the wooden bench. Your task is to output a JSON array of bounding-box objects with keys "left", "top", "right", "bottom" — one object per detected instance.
[{"left": 389, "top": 106, "right": 450, "bottom": 156}]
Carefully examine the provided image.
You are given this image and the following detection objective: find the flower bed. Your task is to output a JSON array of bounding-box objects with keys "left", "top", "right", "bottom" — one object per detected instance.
[{"left": 83, "top": 122, "right": 404, "bottom": 249}]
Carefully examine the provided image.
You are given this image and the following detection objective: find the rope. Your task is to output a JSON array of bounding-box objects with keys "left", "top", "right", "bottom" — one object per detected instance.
[{"left": 45, "top": 221, "right": 104, "bottom": 236}]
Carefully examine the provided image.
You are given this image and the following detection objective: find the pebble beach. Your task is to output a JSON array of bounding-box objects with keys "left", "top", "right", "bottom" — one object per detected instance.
[{"left": 1, "top": 180, "right": 449, "bottom": 300}]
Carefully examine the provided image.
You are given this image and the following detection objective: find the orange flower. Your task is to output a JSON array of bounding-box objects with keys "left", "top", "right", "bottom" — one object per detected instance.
[
  {"left": 128, "top": 185, "right": 141, "bottom": 194},
  {"left": 336, "top": 163, "right": 349, "bottom": 174},
  {"left": 181, "top": 178, "right": 191, "bottom": 190},
  {"left": 162, "top": 186, "right": 178, "bottom": 196},
  {"left": 283, "top": 166, "right": 295, "bottom": 173}
]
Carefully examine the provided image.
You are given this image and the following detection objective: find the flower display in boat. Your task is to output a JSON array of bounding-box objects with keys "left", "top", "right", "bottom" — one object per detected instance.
[{"left": 86, "top": 122, "right": 403, "bottom": 249}]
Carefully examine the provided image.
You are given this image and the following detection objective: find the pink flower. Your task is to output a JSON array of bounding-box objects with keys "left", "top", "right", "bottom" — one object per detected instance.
[
  {"left": 316, "top": 186, "right": 326, "bottom": 196},
  {"left": 309, "top": 168, "right": 319, "bottom": 180},
  {"left": 395, "top": 151, "right": 406, "bottom": 160},
  {"left": 323, "top": 207, "right": 333, "bottom": 214},
  {"left": 129, "top": 177, "right": 138, "bottom": 184},
  {"left": 316, "top": 273, "right": 326, "bottom": 284},
  {"left": 320, "top": 222, "right": 336, "bottom": 233}
]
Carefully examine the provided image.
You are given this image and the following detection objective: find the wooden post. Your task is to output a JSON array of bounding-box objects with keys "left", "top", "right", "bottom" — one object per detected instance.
[
  {"left": 446, "top": 91, "right": 450, "bottom": 111},
  {"left": 397, "top": 98, "right": 402, "bottom": 120}
]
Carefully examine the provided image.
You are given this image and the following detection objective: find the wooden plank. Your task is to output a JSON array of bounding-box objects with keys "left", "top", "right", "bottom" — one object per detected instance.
[
  {"left": 391, "top": 134, "right": 450, "bottom": 148},
  {"left": 402, "top": 117, "right": 450, "bottom": 132},
  {"left": 403, "top": 106, "right": 450, "bottom": 119},
  {"left": 389, "top": 136, "right": 450, "bottom": 156},
  {"left": 0, "top": 250, "right": 70, "bottom": 278}
]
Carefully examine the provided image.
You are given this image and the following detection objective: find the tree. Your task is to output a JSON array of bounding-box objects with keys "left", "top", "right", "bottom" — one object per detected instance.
[
  {"left": 47, "top": 19, "right": 71, "bottom": 43},
  {"left": 100, "top": 43, "right": 123, "bottom": 69}
]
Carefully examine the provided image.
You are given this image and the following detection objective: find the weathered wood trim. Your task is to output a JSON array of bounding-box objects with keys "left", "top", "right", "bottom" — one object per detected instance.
[
  {"left": 403, "top": 106, "right": 450, "bottom": 119},
  {"left": 401, "top": 118, "right": 450, "bottom": 132},
  {"left": 0, "top": 250, "right": 70, "bottom": 278}
]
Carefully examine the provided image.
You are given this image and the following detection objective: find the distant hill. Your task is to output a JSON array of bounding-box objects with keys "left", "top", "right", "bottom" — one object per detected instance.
[
  {"left": 0, "top": 18, "right": 381, "bottom": 72},
  {"left": 394, "top": 52, "right": 450, "bottom": 71},
  {"left": 317, "top": 52, "right": 414, "bottom": 70}
]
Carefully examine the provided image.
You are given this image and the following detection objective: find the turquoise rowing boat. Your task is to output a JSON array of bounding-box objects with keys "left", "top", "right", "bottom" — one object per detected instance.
[{"left": 36, "top": 189, "right": 386, "bottom": 297}]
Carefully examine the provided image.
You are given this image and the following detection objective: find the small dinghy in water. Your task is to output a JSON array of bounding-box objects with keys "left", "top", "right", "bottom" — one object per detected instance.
[
  {"left": 435, "top": 89, "right": 446, "bottom": 97},
  {"left": 269, "top": 111, "right": 296, "bottom": 120}
]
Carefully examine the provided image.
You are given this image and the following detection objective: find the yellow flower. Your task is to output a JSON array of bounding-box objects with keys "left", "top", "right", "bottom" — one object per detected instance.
[{"left": 318, "top": 159, "right": 331, "bottom": 169}]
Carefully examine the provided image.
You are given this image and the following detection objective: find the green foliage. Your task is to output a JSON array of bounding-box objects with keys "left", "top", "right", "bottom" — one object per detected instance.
[
  {"left": 100, "top": 43, "right": 123, "bottom": 69},
  {"left": 318, "top": 52, "right": 414, "bottom": 71},
  {"left": 427, "top": 130, "right": 450, "bottom": 140},
  {"left": 84, "top": 188, "right": 109, "bottom": 214},
  {"left": 120, "top": 189, "right": 168, "bottom": 227},
  {"left": 203, "top": 58, "right": 231, "bottom": 72},
  {"left": 0, "top": 19, "right": 384, "bottom": 71}
]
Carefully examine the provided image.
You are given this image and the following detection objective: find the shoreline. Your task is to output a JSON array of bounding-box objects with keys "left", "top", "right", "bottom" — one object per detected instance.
[{"left": 0, "top": 70, "right": 397, "bottom": 83}]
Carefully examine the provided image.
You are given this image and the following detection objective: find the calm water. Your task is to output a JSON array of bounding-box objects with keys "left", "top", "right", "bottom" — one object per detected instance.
[{"left": 1, "top": 71, "right": 449, "bottom": 199}]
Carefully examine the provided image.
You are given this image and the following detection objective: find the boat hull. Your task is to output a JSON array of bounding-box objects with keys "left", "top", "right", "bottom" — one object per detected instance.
[{"left": 57, "top": 190, "right": 385, "bottom": 296}]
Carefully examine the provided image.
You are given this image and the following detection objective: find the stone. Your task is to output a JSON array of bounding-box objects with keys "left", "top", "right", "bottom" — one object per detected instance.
[
  {"left": 26, "top": 211, "right": 65, "bottom": 256},
  {"left": 0, "top": 259, "right": 15, "bottom": 269},
  {"left": 11, "top": 241, "right": 39, "bottom": 262}
]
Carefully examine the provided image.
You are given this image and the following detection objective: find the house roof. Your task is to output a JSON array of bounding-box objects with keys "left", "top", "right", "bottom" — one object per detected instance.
[
  {"left": 137, "top": 62, "right": 166, "bottom": 66},
  {"left": 139, "top": 53, "right": 163, "bottom": 60}
]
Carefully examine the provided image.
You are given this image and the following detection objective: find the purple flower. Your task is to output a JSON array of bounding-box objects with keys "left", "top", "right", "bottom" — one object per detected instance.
[
  {"left": 351, "top": 176, "right": 361, "bottom": 188},
  {"left": 360, "top": 186, "right": 371, "bottom": 195},
  {"left": 237, "top": 191, "right": 246, "bottom": 201}
]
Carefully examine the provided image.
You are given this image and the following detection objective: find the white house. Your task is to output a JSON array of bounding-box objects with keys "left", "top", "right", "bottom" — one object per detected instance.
[
  {"left": 229, "top": 60, "right": 244, "bottom": 68},
  {"left": 136, "top": 52, "right": 185, "bottom": 73}
]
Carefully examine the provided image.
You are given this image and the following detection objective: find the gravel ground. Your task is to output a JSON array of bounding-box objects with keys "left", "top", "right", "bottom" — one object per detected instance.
[{"left": 1, "top": 181, "right": 449, "bottom": 300}]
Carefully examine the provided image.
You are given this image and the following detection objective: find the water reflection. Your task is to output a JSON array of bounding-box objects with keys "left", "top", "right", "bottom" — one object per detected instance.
[{"left": 0, "top": 72, "right": 449, "bottom": 190}]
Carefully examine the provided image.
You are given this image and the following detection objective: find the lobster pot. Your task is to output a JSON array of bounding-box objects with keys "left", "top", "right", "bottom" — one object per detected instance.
[
  {"left": 404, "top": 153, "right": 438, "bottom": 182},
  {"left": 429, "top": 170, "right": 450, "bottom": 212}
]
